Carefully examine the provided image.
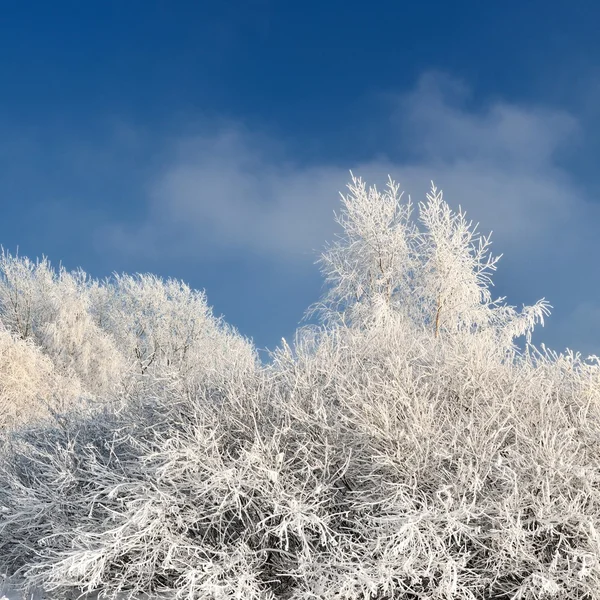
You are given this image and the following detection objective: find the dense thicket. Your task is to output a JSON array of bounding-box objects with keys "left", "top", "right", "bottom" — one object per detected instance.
[
  {"left": 0, "top": 258, "right": 256, "bottom": 428},
  {"left": 0, "top": 176, "right": 599, "bottom": 600}
]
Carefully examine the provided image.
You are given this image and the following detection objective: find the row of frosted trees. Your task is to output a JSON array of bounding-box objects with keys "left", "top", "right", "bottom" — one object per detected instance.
[{"left": 0, "top": 176, "right": 599, "bottom": 600}]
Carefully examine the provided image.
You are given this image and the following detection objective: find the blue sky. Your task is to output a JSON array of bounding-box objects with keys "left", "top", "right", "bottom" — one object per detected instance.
[{"left": 1, "top": 1, "right": 600, "bottom": 356}]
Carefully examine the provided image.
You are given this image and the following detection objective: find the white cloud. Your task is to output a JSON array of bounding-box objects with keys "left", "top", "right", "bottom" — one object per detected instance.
[
  {"left": 392, "top": 72, "right": 580, "bottom": 168},
  {"left": 106, "top": 129, "right": 348, "bottom": 260},
  {"left": 106, "top": 72, "right": 588, "bottom": 261}
]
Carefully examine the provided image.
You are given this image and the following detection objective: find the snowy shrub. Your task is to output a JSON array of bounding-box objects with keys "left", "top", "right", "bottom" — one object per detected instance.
[
  {"left": 0, "top": 252, "right": 257, "bottom": 425},
  {"left": 0, "top": 253, "right": 125, "bottom": 414},
  {"left": 0, "top": 327, "right": 79, "bottom": 429},
  {"left": 87, "top": 273, "right": 257, "bottom": 396},
  {"left": 0, "top": 175, "right": 599, "bottom": 600}
]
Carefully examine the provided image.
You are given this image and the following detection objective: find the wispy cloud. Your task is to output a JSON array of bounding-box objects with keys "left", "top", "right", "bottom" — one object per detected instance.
[{"left": 105, "top": 71, "right": 588, "bottom": 257}]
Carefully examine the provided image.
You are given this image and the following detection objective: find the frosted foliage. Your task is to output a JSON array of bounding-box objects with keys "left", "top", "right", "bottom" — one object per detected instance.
[
  {"left": 315, "top": 175, "right": 551, "bottom": 351},
  {"left": 0, "top": 329, "right": 79, "bottom": 429},
  {"left": 0, "top": 254, "right": 125, "bottom": 400},
  {"left": 87, "top": 274, "right": 257, "bottom": 392},
  {"left": 89, "top": 274, "right": 212, "bottom": 376},
  {"left": 1, "top": 176, "right": 599, "bottom": 600},
  {"left": 0, "top": 252, "right": 56, "bottom": 341},
  {"left": 0, "top": 252, "right": 256, "bottom": 426},
  {"left": 38, "top": 271, "right": 127, "bottom": 401},
  {"left": 314, "top": 175, "right": 419, "bottom": 329}
]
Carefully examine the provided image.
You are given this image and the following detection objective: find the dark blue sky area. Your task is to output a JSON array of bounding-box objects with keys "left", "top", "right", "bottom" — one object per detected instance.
[
  {"left": 1, "top": 1, "right": 599, "bottom": 355},
  {"left": 2, "top": 2, "right": 597, "bottom": 141}
]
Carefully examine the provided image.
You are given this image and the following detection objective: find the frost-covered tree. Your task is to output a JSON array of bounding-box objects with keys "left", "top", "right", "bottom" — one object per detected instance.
[
  {"left": 0, "top": 252, "right": 116, "bottom": 418},
  {"left": 0, "top": 251, "right": 257, "bottom": 425},
  {"left": 0, "top": 328, "right": 78, "bottom": 429},
  {"left": 315, "top": 174, "right": 551, "bottom": 352},
  {"left": 88, "top": 273, "right": 256, "bottom": 386},
  {"left": 84, "top": 274, "right": 257, "bottom": 406},
  {"left": 0, "top": 251, "right": 56, "bottom": 341},
  {"left": 37, "top": 270, "right": 126, "bottom": 403}
]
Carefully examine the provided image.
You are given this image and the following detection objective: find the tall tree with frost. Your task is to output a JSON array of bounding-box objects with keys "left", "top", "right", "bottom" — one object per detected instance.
[{"left": 316, "top": 174, "right": 551, "bottom": 352}]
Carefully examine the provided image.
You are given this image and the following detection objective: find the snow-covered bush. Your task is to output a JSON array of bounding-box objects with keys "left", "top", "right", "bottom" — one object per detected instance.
[
  {"left": 87, "top": 273, "right": 257, "bottom": 396},
  {"left": 0, "top": 253, "right": 125, "bottom": 415},
  {"left": 0, "top": 176, "right": 599, "bottom": 600},
  {"left": 0, "top": 252, "right": 257, "bottom": 424},
  {"left": 0, "top": 327, "right": 79, "bottom": 429}
]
